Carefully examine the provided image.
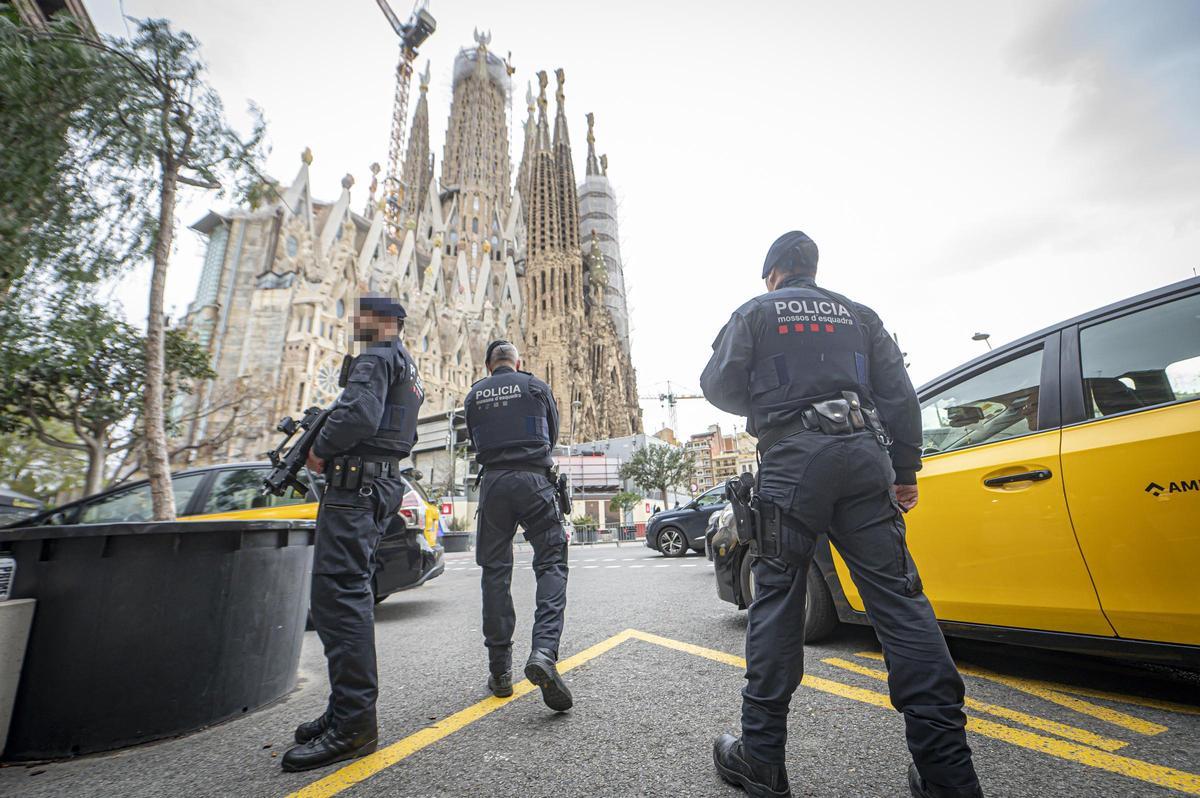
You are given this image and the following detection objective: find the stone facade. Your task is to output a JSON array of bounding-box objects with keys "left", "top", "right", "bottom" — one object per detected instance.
[{"left": 179, "top": 31, "right": 641, "bottom": 464}]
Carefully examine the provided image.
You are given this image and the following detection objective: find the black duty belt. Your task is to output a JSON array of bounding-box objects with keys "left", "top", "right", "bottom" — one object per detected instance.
[
  {"left": 329, "top": 456, "right": 401, "bottom": 490},
  {"left": 757, "top": 391, "right": 890, "bottom": 454}
]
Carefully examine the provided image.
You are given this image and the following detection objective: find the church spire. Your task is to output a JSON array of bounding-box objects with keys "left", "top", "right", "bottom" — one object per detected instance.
[
  {"left": 399, "top": 60, "right": 433, "bottom": 226},
  {"left": 516, "top": 81, "right": 537, "bottom": 218},
  {"left": 552, "top": 68, "right": 580, "bottom": 251},
  {"left": 527, "top": 70, "right": 562, "bottom": 257},
  {"left": 585, "top": 112, "right": 600, "bottom": 177}
]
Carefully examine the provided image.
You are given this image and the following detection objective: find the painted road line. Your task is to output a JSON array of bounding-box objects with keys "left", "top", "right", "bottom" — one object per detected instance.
[
  {"left": 822, "top": 657, "right": 1129, "bottom": 752},
  {"left": 854, "top": 651, "right": 1169, "bottom": 736},
  {"left": 288, "top": 630, "right": 636, "bottom": 798},
  {"left": 637, "top": 633, "right": 1200, "bottom": 795}
]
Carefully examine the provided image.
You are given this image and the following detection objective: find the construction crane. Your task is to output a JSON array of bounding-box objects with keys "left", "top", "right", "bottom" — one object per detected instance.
[
  {"left": 375, "top": 0, "right": 436, "bottom": 239},
  {"left": 640, "top": 381, "right": 705, "bottom": 437}
]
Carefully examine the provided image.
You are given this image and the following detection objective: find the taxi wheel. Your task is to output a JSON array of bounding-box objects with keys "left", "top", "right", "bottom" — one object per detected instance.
[{"left": 657, "top": 527, "right": 687, "bottom": 557}]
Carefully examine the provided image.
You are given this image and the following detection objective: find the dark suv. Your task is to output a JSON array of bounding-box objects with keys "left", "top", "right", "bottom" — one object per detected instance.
[{"left": 644, "top": 486, "right": 727, "bottom": 557}]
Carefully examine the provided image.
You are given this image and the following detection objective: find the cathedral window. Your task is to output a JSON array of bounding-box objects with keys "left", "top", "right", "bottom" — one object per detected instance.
[
  {"left": 471, "top": 218, "right": 479, "bottom": 234},
  {"left": 473, "top": 196, "right": 480, "bottom": 212},
  {"left": 472, "top": 242, "right": 478, "bottom": 260},
  {"left": 422, "top": 335, "right": 429, "bottom": 352},
  {"left": 336, "top": 299, "right": 345, "bottom": 318},
  {"left": 286, "top": 235, "right": 299, "bottom": 258}
]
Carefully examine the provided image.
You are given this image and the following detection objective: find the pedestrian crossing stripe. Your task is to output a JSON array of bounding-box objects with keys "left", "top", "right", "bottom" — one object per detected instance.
[{"left": 287, "top": 630, "right": 1200, "bottom": 798}]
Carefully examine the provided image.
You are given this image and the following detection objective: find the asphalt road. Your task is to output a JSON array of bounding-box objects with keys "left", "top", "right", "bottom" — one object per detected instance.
[{"left": 3, "top": 541, "right": 1198, "bottom": 798}]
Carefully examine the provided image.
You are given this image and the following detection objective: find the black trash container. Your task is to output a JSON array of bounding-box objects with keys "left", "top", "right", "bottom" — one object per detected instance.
[{"left": 0, "top": 518, "right": 314, "bottom": 760}]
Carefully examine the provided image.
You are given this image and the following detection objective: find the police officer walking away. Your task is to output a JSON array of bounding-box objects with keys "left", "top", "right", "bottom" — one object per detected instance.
[
  {"left": 465, "top": 340, "right": 573, "bottom": 711},
  {"left": 701, "top": 232, "right": 983, "bottom": 798},
  {"left": 281, "top": 295, "right": 424, "bottom": 772}
]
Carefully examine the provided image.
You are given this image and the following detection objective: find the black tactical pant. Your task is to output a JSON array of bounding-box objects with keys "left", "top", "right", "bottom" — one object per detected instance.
[
  {"left": 743, "top": 431, "right": 978, "bottom": 790},
  {"left": 476, "top": 469, "right": 569, "bottom": 674},
  {"left": 310, "top": 475, "right": 404, "bottom": 732}
]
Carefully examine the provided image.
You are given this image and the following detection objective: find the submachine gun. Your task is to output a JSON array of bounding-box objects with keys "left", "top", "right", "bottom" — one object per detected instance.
[
  {"left": 262, "top": 406, "right": 330, "bottom": 497},
  {"left": 261, "top": 355, "right": 353, "bottom": 497}
]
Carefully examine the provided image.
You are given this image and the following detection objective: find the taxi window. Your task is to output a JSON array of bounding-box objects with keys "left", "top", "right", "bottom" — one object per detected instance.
[
  {"left": 200, "top": 468, "right": 307, "bottom": 515},
  {"left": 77, "top": 473, "right": 206, "bottom": 524},
  {"left": 920, "top": 349, "right": 1043, "bottom": 455},
  {"left": 1079, "top": 293, "right": 1200, "bottom": 418},
  {"left": 78, "top": 485, "right": 154, "bottom": 524}
]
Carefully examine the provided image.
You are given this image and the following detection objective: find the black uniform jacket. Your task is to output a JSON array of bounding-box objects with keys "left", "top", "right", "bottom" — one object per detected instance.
[
  {"left": 312, "top": 338, "right": 421, "bottom": 461},
  {"left": 700, "top": 277, "right": 923, "bottom": 484},
  {"left": 465, "top": 366, "right": 560, "bottom": 469}
]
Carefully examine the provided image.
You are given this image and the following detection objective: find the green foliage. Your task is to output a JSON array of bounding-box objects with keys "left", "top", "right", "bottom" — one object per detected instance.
[
  {"left": 0, "top": 422, "right": 88, "bottom": 502},
  {"left": 0, "top": 287, "right": 213, "bottom": 492},
  {"left": 0, "top": 17, "right": 150, "bottom": 292},
  {"left": 608, "top": 490, "right": 642, "bottom": 514},
  {"left": 617, "top": 445, "right": 695, "bottom": 506},
  {"left": 571, "top": 514, "right": 597, "bottom": 528}
]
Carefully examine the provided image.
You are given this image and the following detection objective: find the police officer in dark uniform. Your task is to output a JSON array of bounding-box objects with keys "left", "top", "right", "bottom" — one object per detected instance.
[
  {"left": 464, "top": 340, "right": 573, "bottom": 712},
  {"left": 281, "top": 295, "right": 425, "bottom": 772},
  {"left": 701, "top": 232, "right": 983, "bottom": 798}
]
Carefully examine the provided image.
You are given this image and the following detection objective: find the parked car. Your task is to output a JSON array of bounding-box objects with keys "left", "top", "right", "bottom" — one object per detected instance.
[
  {"left": 644, "top": 486, "right": 727, "bottom": 557},
  {"left": 712, "top": 277, "right": 1200, "bottom": 666},
  {"left": 8, "top": 461, "right": 444, "bottom": 603},
  {"left": 0, "top": 489, "right": 44, "bottom": 525}
]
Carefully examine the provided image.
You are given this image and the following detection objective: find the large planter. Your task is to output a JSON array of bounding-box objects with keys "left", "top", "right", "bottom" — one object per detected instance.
[
  {"left": 0, "top": 518, "right": 314, "bottom": 760},
  {"left": 441, "top": 531, "right": 471, "bottom": 553}
]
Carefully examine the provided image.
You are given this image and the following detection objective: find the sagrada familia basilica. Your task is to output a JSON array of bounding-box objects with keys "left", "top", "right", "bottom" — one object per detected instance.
[{"left": 180, "top": 32, "right": 642, "bottom": 462}]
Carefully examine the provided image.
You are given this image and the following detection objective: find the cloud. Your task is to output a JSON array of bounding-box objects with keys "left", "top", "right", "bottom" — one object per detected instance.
[{"left": 1010, "top": 0, "right": 1200, "bottom": 208}]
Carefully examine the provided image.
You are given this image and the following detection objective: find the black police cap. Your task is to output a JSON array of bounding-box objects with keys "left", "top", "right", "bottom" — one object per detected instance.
[
  {"left": 762, "top": 231, "right": 819, "bottom": 279},
  {"left": 357, "top": 294, "right": 407, "bottom": 319}
]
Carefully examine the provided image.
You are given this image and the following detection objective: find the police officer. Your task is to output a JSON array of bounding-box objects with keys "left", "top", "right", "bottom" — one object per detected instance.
[
  {"left": 281, "top": 294, "right": 425, "bottom": 772},
  {"left": 701, "top": 232, "right": 983, "bottom": 798},
  {"left": 464, "top": 340, "right": 572, "bottom": 712}
]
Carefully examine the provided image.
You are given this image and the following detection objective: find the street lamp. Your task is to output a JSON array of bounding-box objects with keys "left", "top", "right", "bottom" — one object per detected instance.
[{"left": 972, "top": 332, "right": 992, "bottom": 351}]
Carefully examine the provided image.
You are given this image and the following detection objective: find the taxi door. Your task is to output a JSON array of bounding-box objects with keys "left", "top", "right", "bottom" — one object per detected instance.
[
  {"left": 1059, "top": 290, "right": 1200, "bottom": 645},
  {"left": 833, "top": 336, "right": 1113, "bottom": 635}
]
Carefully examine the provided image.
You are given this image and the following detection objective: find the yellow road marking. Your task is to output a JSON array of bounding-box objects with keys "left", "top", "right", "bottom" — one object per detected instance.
[
  {"left": 854, "top": 651, "right": 1171, "bottom": 735},
  {"left": 822, "top": 657, "right": 1128, "bottom": 752},
  {"left": 287, "top": 629, "right": 636, "bottom": 798},
  {"left": 642, "top": 636, "right": 1200, "bottom": 795},
  {"left": 290, "top": 631, "right": 1200, "bottom": 797}
]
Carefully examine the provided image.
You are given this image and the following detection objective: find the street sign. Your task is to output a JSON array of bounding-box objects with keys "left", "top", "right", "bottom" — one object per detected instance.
[
  {"left": 440, "top": 502, "right": 452, "bottom": 516},
  {"left": 690, "top": 483, "right": 698, "bottom": 493}
]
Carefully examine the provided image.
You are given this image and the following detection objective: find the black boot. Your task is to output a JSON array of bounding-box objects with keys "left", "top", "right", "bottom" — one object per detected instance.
[
  {"left": 712, "top": 734, "right": 791, "bottom": 798},
  {"left": 488, "top": 670, "right": 514, "bottom": 698},
  {"left": 908, "top": 764, "right": 984, "bottom": 798},
  {"left": 524, "top": 648, "right": 573, "bottom": 712},
  {"left": 293, "top": 712, "right": 331, "bottom": 745},
  {"left": 281, "top": 724, "right": 378, "bottom": 772}
]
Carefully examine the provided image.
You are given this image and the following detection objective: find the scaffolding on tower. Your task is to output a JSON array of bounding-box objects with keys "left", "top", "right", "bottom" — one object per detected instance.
[{"left": 375, "top": 0, "right": 436, "bottom": 240}]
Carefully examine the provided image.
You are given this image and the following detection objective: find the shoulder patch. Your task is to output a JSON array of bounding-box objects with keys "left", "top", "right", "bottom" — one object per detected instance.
[{"left": 348, "top": 359, "right": 377, "bottom": 384}]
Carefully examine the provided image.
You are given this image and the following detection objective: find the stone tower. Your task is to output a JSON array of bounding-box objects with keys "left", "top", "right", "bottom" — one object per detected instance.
[
  {"left": 521, "top": 69, "right": 642, "bottom": 443},
  {"left": 578, "top": 113, "right": 631, "bottom": 348},
  {"left": 440, "top": 29, "right": 512, "bottom": 275},
  {"left": 398, "top": 61, "right": 434, "bottom": 227}
]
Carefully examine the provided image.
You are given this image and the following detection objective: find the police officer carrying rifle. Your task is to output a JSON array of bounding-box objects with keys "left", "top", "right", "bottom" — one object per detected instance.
[
  {"left": 464, "top": 340, "right": 573, "bottom": 712},
  {"left": 701, "top": 232, "right": 983, "bottom": 798},
  {"left": 281, "top": 295, "right": 425, "bottom": 772}
]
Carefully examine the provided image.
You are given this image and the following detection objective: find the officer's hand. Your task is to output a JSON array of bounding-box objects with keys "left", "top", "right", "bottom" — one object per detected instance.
[
  {"left": 893, "top": 484, "right": 918, "bottom": 513},
  {"left": 306, "top": 451, "right": 325, "bottom": 474}
]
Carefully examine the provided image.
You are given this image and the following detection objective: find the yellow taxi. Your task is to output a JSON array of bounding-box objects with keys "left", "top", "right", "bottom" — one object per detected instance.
[
  {"left": 15, "top": 461, "right": 445, "bottom": 602},
  {"left": 720, "top": 277, "right": 1200, "bottom": 666},
  {"left": 187, "top": 464, "right": 444, "bottom": 549}
]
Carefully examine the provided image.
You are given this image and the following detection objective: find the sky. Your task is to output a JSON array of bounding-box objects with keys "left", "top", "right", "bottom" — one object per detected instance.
[{"left": 91, "top": 0, "right": 1200, "bottom": 440}]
